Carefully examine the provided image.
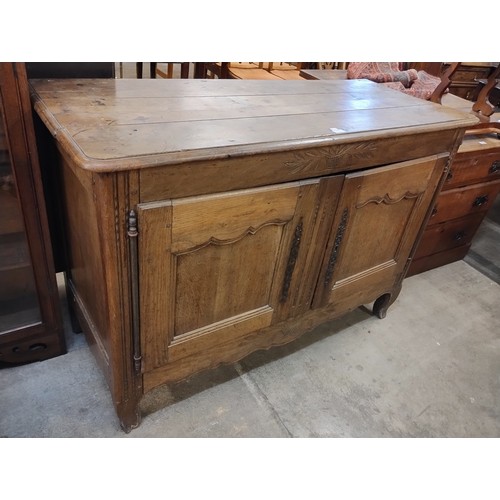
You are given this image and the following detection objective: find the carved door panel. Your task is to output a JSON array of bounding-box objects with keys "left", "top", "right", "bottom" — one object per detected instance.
[
  {"left": 138, "top": 177, "right": 342, "bottom": 372},
  {"left": 313, "top": 154, "right": 448, "bottom": 310}
]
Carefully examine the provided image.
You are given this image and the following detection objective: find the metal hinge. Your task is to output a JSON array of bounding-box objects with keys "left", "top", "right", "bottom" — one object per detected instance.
[{"left": 127, "top": 209, "right": 142, "bottom": 373}]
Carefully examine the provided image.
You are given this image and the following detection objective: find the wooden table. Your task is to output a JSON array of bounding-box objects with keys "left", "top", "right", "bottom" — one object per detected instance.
[
  {"left": 299, "top": 69, "right": 347, "bottom": 80},
  {"left": 30, "top": 78, "right": 477, "bottom": 431}
]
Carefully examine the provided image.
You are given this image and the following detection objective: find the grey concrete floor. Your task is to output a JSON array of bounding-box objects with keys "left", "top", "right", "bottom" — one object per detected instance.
[{"left": 1, "top": 256, "right": 499, "bottom": 438}]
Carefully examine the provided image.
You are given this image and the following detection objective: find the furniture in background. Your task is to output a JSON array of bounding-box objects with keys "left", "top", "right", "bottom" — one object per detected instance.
[
  {"left": 0, "top": 63, "right": 65, "bottom": 365},
  {"left": 407, "top": 130, "right": 500, "bottom": 276},
  {"left": 408, "top": 65, "right": 500, "bottom": 276},
  {"left": 441, "top": 62, "right": 498, "bottom": 100},
  {"left": 300, "top": 69, "right": 348, "bottom": 80},
  {"left": 300, "top": 63, "right": 451, "bottom": 102},
  {"left": 201, "top": 62, "right": 305, "bottom": 80},
  {"left": 199, "top": 62, "right": 230, "bottom": 79},
  {"left": 25, "top": 62, "right": 115, "bottom": 79},
  {"left": 30, "top": 78, "right": 475, "bottom": 431},
  {"left": 136, "top": 62, "right": 153, "bottom": 78},
  {"left": 316, "top": 62, "right": 349, "bottom": 70},
  {"left": 268, "top": 62, "right": 304, "bottom": 80},
  {"left": 475, "top": 78, "right": 500, "bottom": 110},
  {"left": 136, "top": 63, "right": 212, "bottom": 79},
  {"left": 472, "top": 64, "right": 500, "bottom": 121},
  {"left": 227, "top": 62, "right": 283, "bottom": 80},
  {"left": 150, "top": 63, "right": 190, "bottom": 79},
  {"left": 403, "top": 63, "right": 498, "bottom": 100}
]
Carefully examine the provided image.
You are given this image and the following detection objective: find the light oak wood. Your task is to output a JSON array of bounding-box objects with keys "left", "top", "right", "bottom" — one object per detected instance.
[{"left": 29, "top": 79, "right": 476, "bottom": 431}]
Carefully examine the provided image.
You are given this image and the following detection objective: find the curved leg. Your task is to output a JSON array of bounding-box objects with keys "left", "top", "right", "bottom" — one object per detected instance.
[
  {"left": 373, "top": 293, "right": 391, "bottom": 319},
  {"left": 372, "top": 284, "right": 402, "bottom": 319}
]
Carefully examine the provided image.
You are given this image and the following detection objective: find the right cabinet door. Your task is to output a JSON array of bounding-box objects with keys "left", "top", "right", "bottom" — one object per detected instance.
[{"left": 313, "top": 154, "right": 448, "bottom": 310}]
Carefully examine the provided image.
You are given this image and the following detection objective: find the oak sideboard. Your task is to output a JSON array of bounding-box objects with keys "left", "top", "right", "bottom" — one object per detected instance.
[{"left": 30, "top": 78, "right": 477, "bottom": 431}]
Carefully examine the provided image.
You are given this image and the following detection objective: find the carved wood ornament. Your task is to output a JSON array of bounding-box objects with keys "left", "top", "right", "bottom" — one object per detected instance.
[{"left": 285, "top": 143, "right": 378, "bottom": 173}]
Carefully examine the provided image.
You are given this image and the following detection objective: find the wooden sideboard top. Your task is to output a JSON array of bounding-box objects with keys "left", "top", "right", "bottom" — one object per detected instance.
[{"left": 30, "top": 78, "right": 478, "bottom": 172}]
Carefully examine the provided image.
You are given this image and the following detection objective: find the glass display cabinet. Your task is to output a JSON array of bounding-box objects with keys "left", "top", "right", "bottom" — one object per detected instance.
[{"left": 0, "top": 62, "right": 65, "bottom": 364}]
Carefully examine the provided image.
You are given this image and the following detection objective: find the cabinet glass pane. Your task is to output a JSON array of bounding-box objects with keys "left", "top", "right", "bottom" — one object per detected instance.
[{"left": 0, "top": 100, "right": 41, "bottom": 332}]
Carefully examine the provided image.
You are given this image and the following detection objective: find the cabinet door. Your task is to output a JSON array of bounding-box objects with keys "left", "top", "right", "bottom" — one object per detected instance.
[
  {"left": 138, "top": 178, "right": 341, "bottom": 371},
  {"left": 0, "top": 63, "right": 65, "bottom": 364},
  {"left": 313, "top": 154, "right": 448, "bottom": 310}
]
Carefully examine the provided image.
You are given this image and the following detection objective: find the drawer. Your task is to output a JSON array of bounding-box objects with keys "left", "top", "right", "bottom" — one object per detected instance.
[
  {"left": 413, "top": 212, "right": 485, "bottom": 260},
  {"left": 407, "top": 244, "right": 470, "bottom": 277},
  {"left": 445, "top": 64, "right": 495, "bottom": 83},
  {"left": 430, "top": 179, "right": 500, "bottom": 225},
  {"left": 445, "top": 151, "right": 500, "bottom": 189}
]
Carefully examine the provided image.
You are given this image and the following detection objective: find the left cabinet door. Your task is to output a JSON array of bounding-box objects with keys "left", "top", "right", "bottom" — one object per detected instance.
[
  {"left": 0, "top": 63, "right": 65, "bottom": 364},
  {"left": 137, "top": 178, "right": 341, "bottom": 372}
]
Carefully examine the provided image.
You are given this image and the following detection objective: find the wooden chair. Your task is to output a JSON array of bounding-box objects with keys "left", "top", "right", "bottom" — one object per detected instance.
[
  {"left": 200, "top": 62, "right": 230, "bottom": 79},
  {"left": 153, "top": 63, "right": 190, "bottom": 79},
  {"left": 428, "top": 62, "right": 460, "bottom": 103},
  {"left": 268, "top": 62, "right": 304, "bottom": 80},
  {"left": 136, "top": 63, "right": 190, "bottom": 79},
  {"left": 227, "top": 62, "right": 283, "bottom": 80},
  {"left": 317, "top": 62, "right": 349, "bottom": 70},
  {"left": 472, "top": 64, "right": 500, "bottom": 122},
  {"left": 437, "top": 63, "right": 500, "bottom": 136},
  {"left": 200, "top": 62, "right": 305, "bottom": 80}
]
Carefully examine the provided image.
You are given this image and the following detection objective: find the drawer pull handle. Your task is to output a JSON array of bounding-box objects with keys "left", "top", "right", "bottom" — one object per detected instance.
[
  {"left": 490, "top": 161, "right": 500, "bottom": 174},
  {"left": 431, "top": 207, "right": 438, "bottom": 217},
  {"left": 446, "top": 169, "right": 453, "bottom": 181},
  {"left": 453, "top": 231, "right": 465, "bottom": 241},
  {"left": 472, "top": 195, "right": 488, "bottom": 207}
]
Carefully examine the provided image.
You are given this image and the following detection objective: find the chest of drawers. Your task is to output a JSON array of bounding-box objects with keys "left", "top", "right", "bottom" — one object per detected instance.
[
  {"left": 442, "top": 62, "right": 498, "bottom": 100},
  {"left": 408, "top": 133, "right": 500, "bottom": 276},
  {"left": 30, "top": 78, "right": 476, "bottom": 431}
]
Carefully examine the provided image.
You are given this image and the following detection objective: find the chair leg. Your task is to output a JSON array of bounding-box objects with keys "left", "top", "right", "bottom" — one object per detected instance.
[
  {"left": 150, "top": 63, "right": 157, "bottom": 78},
  {"left": 180, "top": 62, "right": 190, "bottom": 79},
  {"left": 194, "top": 63, "right": 205, "bottom": 79},
  {"left": 136, "top": 62, "right": 143, "bottom": 78}
]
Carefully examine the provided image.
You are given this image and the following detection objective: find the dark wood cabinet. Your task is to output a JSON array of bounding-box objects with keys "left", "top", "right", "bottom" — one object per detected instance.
[
  {"left": 0, "top": 63, "right": 65, "bottom": 364},
  {"left": 30, "top": 78, "right": 476, "bottom": 430},
  {"left": 442, "top": 63, "right": 498, "bottom": 101},
  {"left": 408, "top": 131, "right": 500, "bottom": 276}
]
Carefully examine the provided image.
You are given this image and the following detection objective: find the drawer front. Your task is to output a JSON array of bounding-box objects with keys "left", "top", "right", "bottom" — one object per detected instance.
[
  {"left": 451, "top": 66, "right": 494, "bottom": 82},
  {"left": 430, "top": 179, "right": 500, "bottom": 225},
  {"left": 413, "top": 212, "right": 485, "bottom": 259},
  {"left": 407, "top": 244, "right": 471, "bottom": 277},
  {"left": 139, "top": 130, "right": 459, "bottom": 202},
  {"left": 445, "top": 151, "right": 500, "bottom": 189}
]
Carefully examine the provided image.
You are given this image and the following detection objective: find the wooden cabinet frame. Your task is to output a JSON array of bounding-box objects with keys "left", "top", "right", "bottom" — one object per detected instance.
[
  {"left": 30, "top": 78, "right": 476, "bottom": 431},
  {"left": 0, "top": 63, "right": 65, "bottom": 364}
]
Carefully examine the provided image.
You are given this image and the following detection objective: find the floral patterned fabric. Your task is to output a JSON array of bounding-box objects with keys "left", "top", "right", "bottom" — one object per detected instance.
[
  {"left": 347, "top": 62, "right": 418, "bottom": 88},
  {"left": 347, "top": 63, "right": 443, "bottom": 100}
]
